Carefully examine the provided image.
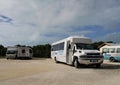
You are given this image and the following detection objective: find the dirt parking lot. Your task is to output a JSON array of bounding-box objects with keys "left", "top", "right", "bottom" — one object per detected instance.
[{"left": 0, "top": 58, "right": 120, "bottom": 85}]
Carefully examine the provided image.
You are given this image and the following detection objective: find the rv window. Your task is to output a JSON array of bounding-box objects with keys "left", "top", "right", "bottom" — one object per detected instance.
[
  {"left": 29, "top": 49, "right": 32, "bottom": 53},
  {"left": 22, "top": 49, "right": 25, "bottom": 53}
]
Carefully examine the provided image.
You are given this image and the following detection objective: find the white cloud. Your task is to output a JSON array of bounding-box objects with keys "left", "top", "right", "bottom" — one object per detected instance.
[
  {"left": 0, "top": 0, "right": 120, "bottom": 46},
  {"left": 101, "top": 32, "right": 120, "bottom": 42}
]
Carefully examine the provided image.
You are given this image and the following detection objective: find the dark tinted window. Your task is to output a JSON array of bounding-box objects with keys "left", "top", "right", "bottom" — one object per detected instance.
[
  {"left": 22, "top": 49, "right": 25, "bottom": 53},
  {"left": 7, "top": 50, "right": 17, "bottom": 54},
  {"left": 29, "top": 49, "right": 32, "bottom": 53},
  {"left": 52, "top": 42, "right": 64, "bottom": 51},
  {"left": 76, "top": 43, "right": 94, "bottom": 50}
]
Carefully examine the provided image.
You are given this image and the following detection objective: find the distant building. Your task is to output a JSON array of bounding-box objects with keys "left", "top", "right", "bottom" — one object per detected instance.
[{"left": 98, "top": 43, "right": 120, "bottom": 49}]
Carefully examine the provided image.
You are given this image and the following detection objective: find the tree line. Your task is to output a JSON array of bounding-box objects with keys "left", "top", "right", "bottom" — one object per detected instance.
[
  {"left": 0, "top": 45, "right": 7, "bottom": 57},
  {"left": 0, "top": 41, "right": 113, "bottom": 58}
]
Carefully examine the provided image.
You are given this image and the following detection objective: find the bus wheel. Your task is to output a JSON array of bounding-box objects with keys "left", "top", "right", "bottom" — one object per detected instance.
[
  {"left": 74, "top": 58, "right": 79, "bottom": 68},
  {"left": 109, "top": 57, "right": 115, "bottom": 62}
]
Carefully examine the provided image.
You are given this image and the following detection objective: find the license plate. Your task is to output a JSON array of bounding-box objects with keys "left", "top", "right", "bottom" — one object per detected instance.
[{"left": 90, "top": 60, "right": 98, "bottom": 62}]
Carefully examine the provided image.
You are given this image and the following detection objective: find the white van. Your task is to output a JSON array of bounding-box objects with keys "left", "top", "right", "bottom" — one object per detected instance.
[
  {"left": 100, "top": 45, "right": 120, "bottom": 62},
  {"left": 6, "top": 46, "right": 33, "bottom": 59},
  {"left": 51, "top": 36, "right": 103, "bottom": 68}
]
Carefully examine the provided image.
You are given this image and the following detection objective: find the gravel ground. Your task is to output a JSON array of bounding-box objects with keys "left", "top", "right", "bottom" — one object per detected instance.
[{"left": 0, "top": 59, "right": 120, "bottom": 85}]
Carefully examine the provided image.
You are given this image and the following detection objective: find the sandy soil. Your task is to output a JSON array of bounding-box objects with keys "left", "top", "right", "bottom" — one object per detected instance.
[
  {"left": 0, "top": 59, "right": 120, "bottom": 85},
  {"left": 0, "top": 59, "right": 57, "bottom": 80}
]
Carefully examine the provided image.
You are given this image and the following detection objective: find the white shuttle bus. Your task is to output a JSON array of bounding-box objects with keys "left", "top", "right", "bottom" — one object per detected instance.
[
  {"left": 100, "top": 45, "right": 120, "bottom": 62},
  {"left": 51, "top": 36, "right": 103, "bottom": 68},
  {"left": 6, "top": 46, "right": 33, "bottom": 59}
]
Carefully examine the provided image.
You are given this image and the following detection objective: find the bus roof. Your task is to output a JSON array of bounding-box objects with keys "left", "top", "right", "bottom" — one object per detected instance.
[{"left": 52, "top": 36, "right": 92, "bottom": 45}]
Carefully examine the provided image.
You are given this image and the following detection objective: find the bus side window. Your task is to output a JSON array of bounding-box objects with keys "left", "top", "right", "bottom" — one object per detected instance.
[{"left": 117, "top": 48, "right": 120, "bottom": 53}]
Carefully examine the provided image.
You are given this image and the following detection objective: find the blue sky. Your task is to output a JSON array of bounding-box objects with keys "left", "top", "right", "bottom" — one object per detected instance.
[{"left": 0, "top": 0, "right": 120, "bottom": 46}]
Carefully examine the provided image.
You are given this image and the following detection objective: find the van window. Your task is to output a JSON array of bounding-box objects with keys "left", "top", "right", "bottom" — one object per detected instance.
[
  {"left": 109, "top": 48, "right": 115, "bottom": 53},
  {"left": 102, "top": 48, "right": 108, "bottom": 53},
  {"left": 117, "top": 48, "right": 120, "bottom": 53}
]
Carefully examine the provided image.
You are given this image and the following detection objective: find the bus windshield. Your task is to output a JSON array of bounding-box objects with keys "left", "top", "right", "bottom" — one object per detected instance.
[{"left": 76, "top": 43, "right": 94, "bottom": 50}]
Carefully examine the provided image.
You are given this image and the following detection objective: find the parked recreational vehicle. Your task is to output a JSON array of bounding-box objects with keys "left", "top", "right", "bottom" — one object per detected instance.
[
  {"left": 100, "top": 45, "right": 120, "bottom": 62},
  {"left": 51, "top": 36, "right": 103, "bottom": 68},
  {"left": 6, "top": 46, "right": 33, "bottom": 59}
]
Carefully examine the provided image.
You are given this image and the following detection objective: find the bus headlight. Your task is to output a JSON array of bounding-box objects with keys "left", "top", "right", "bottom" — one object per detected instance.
[{"left": 82, "top": 52, "right": 87, "bottom": 55}]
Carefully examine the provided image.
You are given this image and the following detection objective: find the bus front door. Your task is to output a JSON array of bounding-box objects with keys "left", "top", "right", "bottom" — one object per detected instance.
[{"left": 66, "top": 41, "right": 73, "bottom": 65}]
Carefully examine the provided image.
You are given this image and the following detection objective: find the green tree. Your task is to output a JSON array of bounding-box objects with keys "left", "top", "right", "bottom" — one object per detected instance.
[
  {"left": 0, "top": 45, "right": 6, "bottom": 57},
  {"left": 92, "top": 41, "right": 104, "bottom": 50},
  {"left": 32, "top": 44, "right": 51, "bottom": 58}
]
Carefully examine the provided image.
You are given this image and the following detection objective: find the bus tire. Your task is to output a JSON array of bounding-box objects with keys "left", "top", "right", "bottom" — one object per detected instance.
[
  {"left": 109, "top": 57, "right": 115, "bottom": 62},
  {"left": 74, "top": 58, "right": 79, "bottom": 68}
]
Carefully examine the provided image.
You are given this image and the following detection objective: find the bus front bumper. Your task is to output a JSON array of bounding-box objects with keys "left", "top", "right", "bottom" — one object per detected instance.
[{"left": 78, "top": 58, "right": 103, "bottom": 65}]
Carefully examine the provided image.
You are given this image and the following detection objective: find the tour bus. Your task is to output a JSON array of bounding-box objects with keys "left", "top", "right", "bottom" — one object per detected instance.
[
  {"left": 6, "top": 46, "right": 33, "bottom": 59},
  {"left": 51, "top": 36, "right": 103, "bottom": 68},
  {"left": 100, "top": 45, "right": 120, "bottom": 62}
]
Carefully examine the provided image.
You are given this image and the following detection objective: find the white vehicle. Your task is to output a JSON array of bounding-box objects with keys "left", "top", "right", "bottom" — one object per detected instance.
[
  {"left": 6, "top": 46, "right": 33, "bottom": 59},
  {"left": 100, "top": 45, "right": 120, "bottom": 62},
  {"left": 51, "top": 36, "right": 103, "bottom": 68}
]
